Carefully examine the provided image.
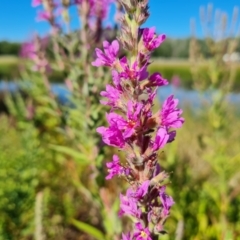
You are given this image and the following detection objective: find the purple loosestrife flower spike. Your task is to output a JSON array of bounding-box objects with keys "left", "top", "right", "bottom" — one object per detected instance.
[{"left": 93, "top": 0, "right": 184, "bottom": 238}]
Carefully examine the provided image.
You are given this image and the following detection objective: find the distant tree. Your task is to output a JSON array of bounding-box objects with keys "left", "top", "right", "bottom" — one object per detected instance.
[
  {"left": 171, "top": 38, "right": 190, "bottom": 58},
  {"left": 152, "top": 39, "right": 173, "bottom": 58},
  {"left": 0, "top": 41, "right": 21, "bottom": 55}
]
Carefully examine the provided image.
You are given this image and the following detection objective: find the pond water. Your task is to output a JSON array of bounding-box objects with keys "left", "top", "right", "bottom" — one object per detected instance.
[
  {"left": 1, "top": 81, "right": 240, "bottom": 109},
  {"left": 158, "top": 85, "right": 240, "bottom": 110}
]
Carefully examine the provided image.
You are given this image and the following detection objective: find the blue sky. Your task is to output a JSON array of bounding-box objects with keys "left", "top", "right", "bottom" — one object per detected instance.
[{"left": 0, "top": 0, "right": 240, "bottom": 42}]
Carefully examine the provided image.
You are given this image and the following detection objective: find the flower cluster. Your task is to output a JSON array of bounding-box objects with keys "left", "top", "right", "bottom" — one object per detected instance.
[
  {"left": 74, "top": 0, "right": 113, "bottom": 20},
  {"left": 21, "top": 36, "right": 51, "bottom": 73},
  {"left": 93, "top": 0, "right": 184, "bottom": 239},
  {"left": 32, "top": 0, "right": 60, "bottom": 28}
]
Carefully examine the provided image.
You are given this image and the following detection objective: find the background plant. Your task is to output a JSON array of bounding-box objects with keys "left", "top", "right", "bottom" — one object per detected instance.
[
  {"left": 4, "top": 0, "right": 125, "bottom": 239},
  {"left": 158, "top": 4, "right": 240, "bottom": 240}
]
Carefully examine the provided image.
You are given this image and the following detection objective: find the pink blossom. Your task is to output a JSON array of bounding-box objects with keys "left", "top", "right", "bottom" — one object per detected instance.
[
  {"left": 159, "top": 186, "right": 175, "bottom": 217},
  {"left": 97, "top": 124, "right": 125, "bottom": 148},
  {"left": 20, "top": 41, "right": 36, "bottom": 59},
  {"left": 36, "top": 11, "right": 52, "bottom": 22},
  {"left": 119, "top": 194, "right": 141, "bottom": 218},
  {"left": 127, "top": 181, "right": 150, "bottom": 200},
  {"left": 142, "top": 27, "right": 166, "bottom": 52},
  {"left": 122, "top": 232, "right": 132, "bottom": 240},
  {"left": 112, "top": 70, "right": 123, "bottom": 91},
  {"left": 133, "top": 222, "right": 152, "bottom": 240},
  {"left": 92, "top": 40, "right": 119, "bottom": 67},
  {"left": 120, "top": 57, "right": 148, "bottom": 81},
  {"left": 74, "top": 0, "right": 113, "bottom": 19},
  {"left": 160, "top": 95, "right": 184, "bottom": 129},
  {"left": 148, "top": 73, "right": 168, "bottom": 87},
  {"left": 106, "top": 103, "right": 142, "bottom": 139},
  {"left": 32, "top": 0, "right": 42, "bottom": 7},
  {"left": 106, "top": 155, "right": 124, "bottom": 179},
  {"left": 100, "top": 84, "right": 122, "bottom": 108},
  {"left": 152, "top": 128, "right": 169, "bottom": 151}
]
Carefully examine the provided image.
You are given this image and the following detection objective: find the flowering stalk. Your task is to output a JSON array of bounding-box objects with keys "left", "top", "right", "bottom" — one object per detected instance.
[
  {"left": 93, "top": 0, "right": 184, "bottom": 240},
  {"left": 92, "top": 0, "right": 184, "bottom": 239}
]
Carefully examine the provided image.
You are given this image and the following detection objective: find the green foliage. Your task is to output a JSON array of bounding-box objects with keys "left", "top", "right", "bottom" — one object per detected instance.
[
  {"left": 71, "top": 219, "right": 107, "bottom": 240},
  {"left": 160, "top": 108, "right": 240, "bottom": 240},
  {"left": 0, "top": 56, "right": 20, "bottom": 80},
  {"left": 0, "top": 41, "right": 21, "bottom": 56},
  {"left": 0, "top": 116, "right": 42, "bottom": 239},
  {"left": 162, "top": 5, "right": 240, "bottom": 239}
]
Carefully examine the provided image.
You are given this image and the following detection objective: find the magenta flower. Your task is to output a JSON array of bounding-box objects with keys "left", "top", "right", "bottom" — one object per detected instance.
[
  {"left": 92, "top": 40, "right": 119, "bottom": 67},
  {"left": 20, "top": 41, "right": 36, "bottom": 59},
  {"left": 124, "top": 101, "right": 143, "bottom": 137},
  {"left": 91, "top": 0, "right": 113, "bottom": 19},
  {"left": 100, "top": 85, "right": 122, "bottom": 108},
  {"left": 133, "top": 222, "right": 152, "bottom": 240},
  {"left": 167, "top": 130, "right": 176, "bottom": 143},
  {"left": 153, "top": 163, "right": 161, "bottom": 177},
  {"left": 127, "top": 180, "right": 150, "bottom": 200},
  {"left": 142, "top": 27, "right": 166, "bottom": 52},
  {"left": 74, "top": 0, "right": 113, "bottom": 19},
  {"left": 148, "top": 73, "right": 168, "bottom": 87},
  {"left": 32, "top": 0, "right": 42, "bottom": 7},
  {"left": 152, "top": 128, "right": 169, "bottom": 151},
  {"left": 119, "top": 194, "right": 141, "bottom": 218},
  {"left": 105, "top": 103, "right": 142, "bottom": 140},
  {"left": 159, "top": 187, "right": 175, "bottom": 217},
  {"left": 106, "top": 155, "right": 124, "bottom": 179},
  {"left": 96, "top": 124, "right": 125, "bottom": 148},
  {"left": 160, "top": 95, "right": 184, "bottom": 129},
  {"left": 120, "top": 57, "right": 148, "bottom": 81},
  {"left": 112, "top": 70, "right": 123, "bottom": 91},
  {"left": 122, "top": 232, "right": 132, "bottom": 240},
  {"left": 36, "top": 11, "right": 52, "bottom": 22}
]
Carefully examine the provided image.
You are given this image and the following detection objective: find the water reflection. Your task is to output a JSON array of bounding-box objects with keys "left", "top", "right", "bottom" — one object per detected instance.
[{"left": 1, "top": 81, "right": 240, "bottom": 109}]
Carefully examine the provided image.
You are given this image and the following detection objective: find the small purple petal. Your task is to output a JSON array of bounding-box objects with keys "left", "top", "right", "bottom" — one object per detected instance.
[{"left": 153, "top": 127, "right": 169, "bottom": 151}]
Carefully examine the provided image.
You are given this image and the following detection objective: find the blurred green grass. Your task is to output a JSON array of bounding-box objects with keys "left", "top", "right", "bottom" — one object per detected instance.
[
  {"left": 0, "top": 56, "right": 20, "bottom": 80},
  {"left": 0, "top": 116, "right": 41, "bottom": 239}
]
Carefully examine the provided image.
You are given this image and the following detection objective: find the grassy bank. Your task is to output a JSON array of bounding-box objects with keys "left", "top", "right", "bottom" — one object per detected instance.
[
  {"left": 1, "top": 56, "right": 240, "bottom": 90},
  {"left": 0, "top": 56, "right": 20, "bottom": 80},
  {"left": 149, "top": 59, "right": 240, "bottom": 90}
]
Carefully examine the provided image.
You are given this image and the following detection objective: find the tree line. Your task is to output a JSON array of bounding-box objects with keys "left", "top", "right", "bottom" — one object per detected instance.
[{"left": 0, "top": 41, "right": 21, "bottom": 55}]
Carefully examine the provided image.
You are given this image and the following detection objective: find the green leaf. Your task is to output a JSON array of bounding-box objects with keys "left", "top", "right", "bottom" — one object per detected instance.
[
  {"left": 49, "top": 145, "right": 89, "bottom": 165},
  {"left": 71, "top": 219, "right": 106, "bottom": 240}
]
